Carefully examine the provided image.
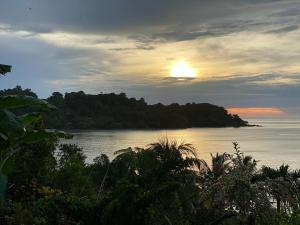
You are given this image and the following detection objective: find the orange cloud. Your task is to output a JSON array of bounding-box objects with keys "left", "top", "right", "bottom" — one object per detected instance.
[{"left": 227, "top": 107, "right": 286, "bottom": 118}]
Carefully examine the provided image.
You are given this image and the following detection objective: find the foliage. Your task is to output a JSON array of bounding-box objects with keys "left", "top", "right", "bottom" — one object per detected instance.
[
  {"left": 54, "top": 144, "right": 94, "bottom": 196},
  {"left": 1, "top": 137, "right": 300, "bottom": 225},
  {"left": 0, "top": 82, "right": 71, "bottom": 204},
  {"left": 1, "top": 86, "right": 248, "bottom": 129},
  {"left": 0, "top": 86, "right": 37, "bottom": 98},
  {"left": 100, "top": 140, "right": 204, "bottom": 225},
  {"left": 0, "top": 96, "right": 70, "bottom": 171},
  {"left": 0, "top": 65, "right": 11, "bottom": 76}
]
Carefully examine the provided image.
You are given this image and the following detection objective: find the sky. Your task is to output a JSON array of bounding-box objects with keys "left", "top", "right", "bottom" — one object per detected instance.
[{"left": 0, "top": 0, "right": 300, "bottom": 118}]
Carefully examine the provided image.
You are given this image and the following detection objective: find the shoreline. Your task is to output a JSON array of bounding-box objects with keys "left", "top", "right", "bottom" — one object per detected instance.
[{"left": 62, "top": 124, "right": 258, "bottom": 132}]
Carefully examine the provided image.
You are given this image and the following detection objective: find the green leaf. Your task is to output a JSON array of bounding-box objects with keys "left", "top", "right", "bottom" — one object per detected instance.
[
  {"left": 21, "top": 112, "right": 42, "bottom": 128},
  {"left": 1, "top": 157, "right": 15, "bottom": 176},
  {"left": 21, "top": 130, "right": 53, "bottom": 144},
  {"left": 45, "top": 129, "right": 73, "bottom": 139},
  {"left": 0, "top": 95, "right": 56, "bottom": 111},
  {"left": 0, "top": 132, "right": 8, "bottom": 141},
  {"left": 0, "top": 109, "right": 24, "bottom": 135},
  {"left": 21, "top": 129, "right": 72, "bottom": 144},
  {"left": 0, "top": 174, "right": 8, "bottom": 202}
]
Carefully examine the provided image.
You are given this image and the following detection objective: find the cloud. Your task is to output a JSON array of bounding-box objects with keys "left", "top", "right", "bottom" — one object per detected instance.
[
  {"left": 266, "top": 25, "right": 299, "bottom": 34},
  {"left": 122, "top": 73, "right": 300, "bottom": 108},
  {"left": 227, "top": 107, "right": 287, "bottom": 118},
  {"left": 0, "top": 0, "right": 237, "bottom": 33},
  {"left": 0, "top": 0, "right": 295, "bottom": 35}
]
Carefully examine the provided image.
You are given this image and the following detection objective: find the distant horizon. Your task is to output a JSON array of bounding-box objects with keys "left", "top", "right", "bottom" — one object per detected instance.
[{"left": 2, "top": 84, "right": 299, "bottom": 119}]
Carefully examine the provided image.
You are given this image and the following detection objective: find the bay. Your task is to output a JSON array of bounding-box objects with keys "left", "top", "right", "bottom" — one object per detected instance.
[{"left": 62, "top": 119, "right": 300, "bottom": 169}]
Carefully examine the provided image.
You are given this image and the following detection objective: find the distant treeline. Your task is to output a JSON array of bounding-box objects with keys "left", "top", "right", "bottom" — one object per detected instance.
[{"left": 0, "top": 86, "right": 248, "bottom": 129}]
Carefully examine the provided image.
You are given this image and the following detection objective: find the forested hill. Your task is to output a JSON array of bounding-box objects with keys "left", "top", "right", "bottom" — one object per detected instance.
[{"left": 1, "top": 86, "right": 248, "bottom": 129}]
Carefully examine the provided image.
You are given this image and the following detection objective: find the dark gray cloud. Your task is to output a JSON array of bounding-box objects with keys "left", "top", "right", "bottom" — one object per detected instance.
[
  {"left": 0, "top": 0, "right": 235, "bottom": 33},
  {"left": 0, "top": 0, "right": 294, "bottom": 34},
  {"left": 148, "top": 19, "right": 270, "bottom": 42},
  {"left": 271, "top": 6, "right": 300, "bottom": 17},
  {"left": 1, "top": 0, "right": 299, "bottom": 47},
  {"left": 124, "top": 73, "right": 300, "bottom": 109},
  {"left": 266, "top": 25, "right": 299, "bottom": 34}
]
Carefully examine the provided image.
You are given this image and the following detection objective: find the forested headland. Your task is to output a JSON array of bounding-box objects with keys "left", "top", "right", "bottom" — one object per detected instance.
[{"left": 0, "top": 86, "right": 248, "bottom": 129}]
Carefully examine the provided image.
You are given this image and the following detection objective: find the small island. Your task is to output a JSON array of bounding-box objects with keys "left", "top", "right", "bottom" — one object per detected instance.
[
  {"left": 1, "top": 86, "right": 248, "bottom": 129},
  {"left": 44, "top": 90, "right": 248, "bottom": 129}
]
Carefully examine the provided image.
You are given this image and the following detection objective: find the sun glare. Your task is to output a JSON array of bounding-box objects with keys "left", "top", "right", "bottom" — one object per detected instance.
[{"left": 171, "top": 61, "right": 196, "bottom": 78}]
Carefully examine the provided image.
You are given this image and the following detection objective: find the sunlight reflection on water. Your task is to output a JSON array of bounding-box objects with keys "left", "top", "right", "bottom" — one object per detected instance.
[{"left": 62, "top": 119, "right": 300, "bottom": 169}]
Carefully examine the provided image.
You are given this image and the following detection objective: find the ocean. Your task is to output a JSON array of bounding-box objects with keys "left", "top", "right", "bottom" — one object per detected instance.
[{"left": 63, "top": 119, "right": 300, "bottom": 169}]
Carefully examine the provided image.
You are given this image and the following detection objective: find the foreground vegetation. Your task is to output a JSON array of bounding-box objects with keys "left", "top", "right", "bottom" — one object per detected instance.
[
  {"left": 1, "top": 138, "right": 300, "bottom": 225},
  {"left": 0, "top": 86, "right": 247, "bottom": 129}
]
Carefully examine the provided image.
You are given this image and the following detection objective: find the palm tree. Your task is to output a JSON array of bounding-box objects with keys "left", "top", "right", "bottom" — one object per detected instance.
[
  {"left": 203, "top": 143, "right": 271, "bottom": 225},
  {"left": 205, "top": 152, "right": 231, "bottom": 178},
  {"left": 112, "top": 138, "right": 206, "bottom": 182},
  {"left": 105, "top": 139, "right": 207, "bottom": 225},
  {"left": 260, "top": 164, "right": 300, "bottom": 213},
  {"left": 145, "top": 138, "right": 205, "bottom": 173}
]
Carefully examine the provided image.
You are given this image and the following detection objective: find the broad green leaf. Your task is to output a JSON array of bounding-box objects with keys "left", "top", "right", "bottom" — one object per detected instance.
[
  {"left": 21, "top": 130, "right": 57, "bottom": 144},
  {"left": 0, "top": 174, "right": 8, "bottom": 202},
  {"left": 0, "top": 132, "right": 8, "bottom": 141},
  {"left": 0, "top": 95, "right": 56, "bottom": 111},
  {"left": 0, "top": 109, "right": 24, "bottom": 135},
  {"left": 45, "top": 129, "right": 73, "bottom": 139},
  {"left": 22, "top": 129, "right": 72, "bottom": 144},
  {"left": 21, "top": 112, "right": 42, "bottom": 128},
  {"left": 1, "top": 157, "right": 15, "bottom": 176}
]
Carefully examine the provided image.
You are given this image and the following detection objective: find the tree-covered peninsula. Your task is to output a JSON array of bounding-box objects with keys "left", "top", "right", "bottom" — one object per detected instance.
[{"left": 1, "top": 86, "right": 247, "bottom": 129}]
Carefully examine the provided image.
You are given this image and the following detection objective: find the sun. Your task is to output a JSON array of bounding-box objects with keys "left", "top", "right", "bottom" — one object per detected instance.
[{"left": 171, "top": 61, "right": 196, "bottom": 78}]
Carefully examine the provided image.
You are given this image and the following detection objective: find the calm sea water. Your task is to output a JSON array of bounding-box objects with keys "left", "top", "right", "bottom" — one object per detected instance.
[{"left": 63, "top": 119, "right": 300, "bottom": 168}]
